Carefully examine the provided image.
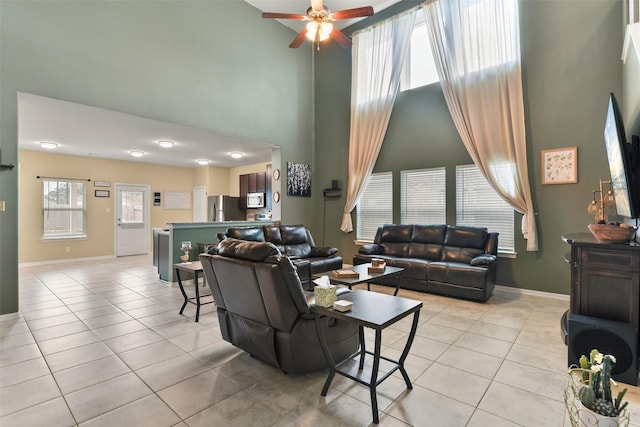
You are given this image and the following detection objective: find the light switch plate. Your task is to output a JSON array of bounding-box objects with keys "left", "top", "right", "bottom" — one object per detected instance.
[{"left": 0, "top": 200, "right": 5, "bottom": 212}]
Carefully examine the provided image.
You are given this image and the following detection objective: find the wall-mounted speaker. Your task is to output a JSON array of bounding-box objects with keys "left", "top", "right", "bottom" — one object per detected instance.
[{"left": 567, "top": 313, "right": 638, "bottom": 385}]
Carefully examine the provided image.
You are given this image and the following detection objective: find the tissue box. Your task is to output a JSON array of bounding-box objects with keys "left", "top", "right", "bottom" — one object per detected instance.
[
  {"left": 314, "top": 285, "right": 337, "bottom": 308},
  {"left": 333, "top": 300, "right": 353, "bottom": 312}
]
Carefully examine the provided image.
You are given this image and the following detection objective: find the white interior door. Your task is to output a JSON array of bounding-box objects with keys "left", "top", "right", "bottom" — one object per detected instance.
[
  {"left": 193, "top": 186, "right": 206, "bottom": 222},
  {"left": 115, "top": 184, "right": 150, "bottom": 256}
]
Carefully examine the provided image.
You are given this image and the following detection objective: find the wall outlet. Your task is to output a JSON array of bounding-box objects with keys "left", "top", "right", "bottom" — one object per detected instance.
[
  {"left": 65, "top": 247, "right": 71, "bottom": 253},
  {"left": 106, "top": 207, "right": 110, "bottom": 213}
]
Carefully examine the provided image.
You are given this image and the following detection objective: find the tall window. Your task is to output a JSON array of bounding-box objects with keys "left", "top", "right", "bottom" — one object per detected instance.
[
  {"left": 42, "top": 179, "right": 86, "bottom": 239},
  {"left": 357, "top": 172, "right": 393, "bottom": 241},
  {"left": 401, "top": 167, "right": 446, "bottom": 224},
  {"left": 456, "top": 165, "right": 514, "bottom": 252},
  {"left": 400, "top": 14, "right": 439, "bottom": 91}
]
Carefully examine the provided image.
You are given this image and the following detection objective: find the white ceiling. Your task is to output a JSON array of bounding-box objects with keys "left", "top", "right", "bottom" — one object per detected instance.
[
  {"left": 18, "top": 93, "right": 275, "bottom": 169},
  {"left": 18, "top": 1, "right": 399, "bottom": 170}
]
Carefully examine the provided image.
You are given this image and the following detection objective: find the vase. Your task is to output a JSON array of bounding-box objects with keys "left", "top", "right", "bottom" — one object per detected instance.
[{"left": 577, "top": 402, "right": 620, "bottom": 427}]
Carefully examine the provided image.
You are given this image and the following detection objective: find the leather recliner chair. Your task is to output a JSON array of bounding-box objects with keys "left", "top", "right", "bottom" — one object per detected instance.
[{"left": 200, "top": 237, "right": 358, "bottom": 375}]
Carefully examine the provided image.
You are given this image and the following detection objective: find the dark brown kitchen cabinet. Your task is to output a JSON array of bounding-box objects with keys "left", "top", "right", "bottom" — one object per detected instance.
[
  {"left": 562, "top": 233, "right": 640, "bottom": 343},
  {"left": 256, "top": 172, "right": 266, "bottom": 193},
  {"left": 239, "top": 174, "right": 249, "bottom": 209},
  {"left": 239, "top": 172, "right": 268, "bottom": 209}
]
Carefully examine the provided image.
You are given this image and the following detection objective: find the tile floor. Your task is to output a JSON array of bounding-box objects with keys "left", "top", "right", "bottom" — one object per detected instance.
[{"left": 2, "top": 255, "right": 640, "bottom": 426}]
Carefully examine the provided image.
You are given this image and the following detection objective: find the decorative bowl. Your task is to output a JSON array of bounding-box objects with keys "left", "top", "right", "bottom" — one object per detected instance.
[{"left": 587, "top": 224, "right": 637, "bottom": 244}]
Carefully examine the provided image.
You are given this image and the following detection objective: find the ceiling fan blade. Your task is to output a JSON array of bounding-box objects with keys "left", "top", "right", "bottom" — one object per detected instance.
[
  {"left": 332, "top": 6, "right": 374, "bottom": 20},
  {"left": 310, "top": 0, "right": 323, "bottom": 11},
  {"left": 330, "top": 28, "right": 352, "bottom": 49},
  {"left": 262, "top": 12, "right": 306, "bottom": 20},
  {"left": 289, "top": 28, "right": 309, "bottom": 48}
]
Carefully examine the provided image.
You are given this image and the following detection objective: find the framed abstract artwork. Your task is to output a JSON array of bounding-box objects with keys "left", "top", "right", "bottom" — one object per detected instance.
[
  {"left": 287, "top": 162, "right": 311, "bottom": 197},
  {"left": 541, "top": 147, "right": 578, "bottom": 185}
]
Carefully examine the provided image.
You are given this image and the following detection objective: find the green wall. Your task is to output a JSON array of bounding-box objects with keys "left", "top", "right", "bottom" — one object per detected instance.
[
  {"left": 0, "top": 0, "right": 313, "bottom": 315},
  {"left": 314, "top": 0, "right": 625, "bottom": 295}
]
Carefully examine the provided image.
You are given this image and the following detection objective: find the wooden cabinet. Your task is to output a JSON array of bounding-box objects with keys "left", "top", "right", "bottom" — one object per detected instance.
[
  {"left": 239, "top": 174, "right": 249, "bottom": 209},
  {"left": 563, "top": 233, "right": 640, "bottom": 339},
  {"left": 239, "top": 171, "right": 268, "bottom": 209}
]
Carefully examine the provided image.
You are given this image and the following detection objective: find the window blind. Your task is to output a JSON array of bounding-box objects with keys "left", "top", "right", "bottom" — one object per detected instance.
[
  {"left": 357, "top": 172, "right": 393, "bottom": 241},
  {"left": 401, "top": 167, "right": 446, "bottom": 224},
  {"left": 456, "top": 165, "right": 514, "bottom": 252},
  {"left": 42, "top": 179, "right": 87, "bottom": 239}
]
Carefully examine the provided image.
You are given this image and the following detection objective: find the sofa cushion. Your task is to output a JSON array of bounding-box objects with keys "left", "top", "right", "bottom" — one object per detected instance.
[
  {"left": 280, "top": 225, "right": 312, "bottom": 258},
  {"left": 444, "top": 226, "right": 488, "bottom": 249},
  {"left": 442, "top": 226, "right": 488, "bottom": 263},
  {"left": 390, "top": 258, "right": 429, "bottom": 281},
  {"left": 218, "top": 238, "right": 280, "bottom": 262},
  {"left": 411, "top": 224, "right": 446, "bottom": 244},
  {"left": 379, "top": 224, "right": 413, "bottom": 243},
  {"left": 226, "top": 227, "right": 266, "bottom": 242},
  {"left": 263, "top": 225, "right": 283, "bottom": 245}
]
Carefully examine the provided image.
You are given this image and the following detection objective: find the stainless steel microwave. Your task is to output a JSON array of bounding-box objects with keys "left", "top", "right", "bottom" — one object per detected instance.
[{"left": 247, "top": 192, "right": 265, "bottom": 208}]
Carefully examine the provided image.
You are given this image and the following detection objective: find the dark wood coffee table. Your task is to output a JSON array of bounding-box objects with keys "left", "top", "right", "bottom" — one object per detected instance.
[
  {"left": 314, "top": 263, "right": 404, "bottom": 296},
  {"left": 313, "top": 290, "right": 422, "bottom": 424}
]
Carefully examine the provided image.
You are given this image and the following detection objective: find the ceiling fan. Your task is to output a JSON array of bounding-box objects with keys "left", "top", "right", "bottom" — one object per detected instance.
[{"left": 262, "top": 0, "right": 374, "bottom": 49}]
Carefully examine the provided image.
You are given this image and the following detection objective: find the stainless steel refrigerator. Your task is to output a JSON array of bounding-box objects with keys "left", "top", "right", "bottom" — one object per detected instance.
[{"left": 207, "top": 195, "right": 245, "bottom": 222}]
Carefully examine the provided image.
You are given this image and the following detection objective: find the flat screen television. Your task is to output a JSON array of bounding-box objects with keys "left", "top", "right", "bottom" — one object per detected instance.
[{"left": 603, "top": 92, "right": 640, "bottom": 219}]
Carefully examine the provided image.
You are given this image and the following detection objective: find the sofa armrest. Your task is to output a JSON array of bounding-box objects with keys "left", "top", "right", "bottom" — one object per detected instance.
[
  {"left": 310, "top": 246, "right": 338, "bottom": 257},
  {"left": 470, "top": 254, "right": 497, "bottom": 266},
  {"left": 359, "top": 244, "right": 383, "bottom": 255}
]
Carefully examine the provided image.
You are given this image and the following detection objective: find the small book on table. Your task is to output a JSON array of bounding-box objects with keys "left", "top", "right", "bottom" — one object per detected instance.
[{"left": 332, "top": 269, "right": 360, "bottom": 278}]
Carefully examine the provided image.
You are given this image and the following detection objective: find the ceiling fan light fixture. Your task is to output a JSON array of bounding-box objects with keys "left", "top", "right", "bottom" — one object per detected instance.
[
  {"left": 156, "top": 140, "right": 174, "bottom": 148},
  {"left": 39, "top": 141, "right": 58, "bottom": 149},
  {"left": 306, "top": 21, "right": 333, "bottom": 42}
]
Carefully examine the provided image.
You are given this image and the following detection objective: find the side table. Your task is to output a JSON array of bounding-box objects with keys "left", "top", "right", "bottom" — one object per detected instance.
[
  {"left": 313, "top": 290, "right": 422, "bottom": 424},
  {"left": 174, "top": 261, "right": 214, "bottom": 322}
]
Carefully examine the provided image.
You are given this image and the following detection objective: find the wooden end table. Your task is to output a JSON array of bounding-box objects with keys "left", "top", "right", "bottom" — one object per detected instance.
[
  {"left": 174, "top": 261, "right": 213, "bottom": 322},
  {"left": 313, "top": 290, "right": 422, "bottom": 424},
  {"left": 314, "top": 263, "right": 404, "bottom": 296}
]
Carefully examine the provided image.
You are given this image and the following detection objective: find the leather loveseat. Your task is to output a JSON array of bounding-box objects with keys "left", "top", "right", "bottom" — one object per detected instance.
[
  {"left": 200, "top": 238, "right": 358, "bottom": 375},
  {"left": 353, "top": 224, "right": 498, "bottom": 302},
  {"left": 219, "top": 224, "right": 342, "bottom": 290}
]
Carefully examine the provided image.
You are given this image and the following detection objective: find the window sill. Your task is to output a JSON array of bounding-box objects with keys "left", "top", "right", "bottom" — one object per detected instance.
[
  {"left": 41, "top": 235, "right": 87, "bottom": 242},
  {"left": 498, "top": 251, "right": 517, "bottom": 259}
]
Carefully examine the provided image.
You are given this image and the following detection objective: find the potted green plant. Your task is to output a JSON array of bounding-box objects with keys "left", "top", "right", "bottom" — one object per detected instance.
[{"left": 565, "top": 349, "right": 630, "bottom": 427}]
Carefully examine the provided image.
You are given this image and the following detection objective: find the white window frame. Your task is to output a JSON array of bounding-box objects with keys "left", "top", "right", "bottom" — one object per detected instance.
[
  {"left": 400, "top": 13, "right": 439, "bottom": 91},
  {"left": 42, "top": 179, "right": 87, "bottom": 240},
  {"left": 400, "top": 167, "right": 446, "bottom": 224},
  {"left": 356, "top": 172, "right": 393, "bottom": 242},
  {"left": 456, "top": 164, "right": 514, "bottom": 253}
]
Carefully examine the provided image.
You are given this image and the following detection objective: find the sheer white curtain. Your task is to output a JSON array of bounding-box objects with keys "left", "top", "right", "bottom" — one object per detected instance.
[
  {"left": 340, "top": 11, "right": 416, "bottom": 232},
  {"left": 423, "top": 0, "right": 538, "bottom": 251}
]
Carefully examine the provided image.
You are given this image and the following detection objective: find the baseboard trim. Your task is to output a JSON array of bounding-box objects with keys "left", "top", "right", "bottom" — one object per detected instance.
[
  {"left": 19, "top": 255, "right": 116, "bottom": 267},
  {"left": 0, "top": 312, "right": 22, "bottom": 321},
  {"left": 495, "top": 284, "right": 569, "bottom": 301}
]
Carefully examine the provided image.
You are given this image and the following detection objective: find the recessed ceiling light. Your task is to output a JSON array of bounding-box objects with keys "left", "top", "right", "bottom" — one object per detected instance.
[
  {"left": 156, "top": 140, "right": 174, "bottom": 148},
  {"left": 130, "top": 150, "right": 145, "bottom": 158},
  {"left": 196, "top": 159, "right": 209, "bottom": 166},
  {"left": 229, "top": 152, "right": 244, "bottom": 159},
  {"left": 40, "top": 141, "right": 58, "bottom": 149}
]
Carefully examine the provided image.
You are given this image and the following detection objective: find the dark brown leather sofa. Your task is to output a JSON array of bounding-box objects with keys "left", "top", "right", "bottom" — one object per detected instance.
[
  {"left": 353, "top": 224, "right": 498, "bottom": 302},
  {"left": 200, "top": 238, "right": 358, "bottom": 375},
  {"left": 219, "top": 224, "right": 343, "bottom": 290}
]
